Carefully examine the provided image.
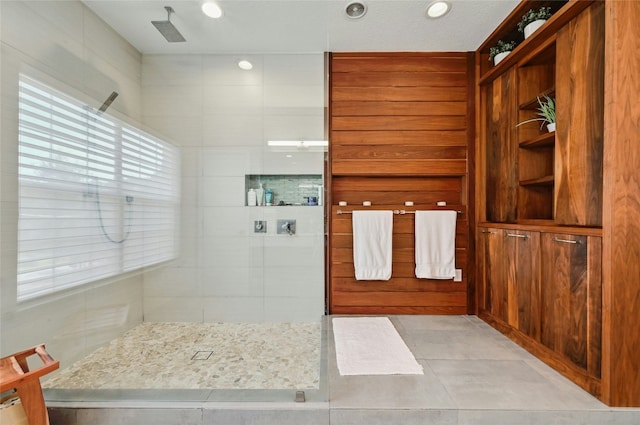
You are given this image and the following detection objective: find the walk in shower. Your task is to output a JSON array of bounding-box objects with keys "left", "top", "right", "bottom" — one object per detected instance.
[
  {"left": 0, "top": 0, "right": 328, "bottom": 405},
  {"left": 40, "top": 52, "right": 328, "bottom": 403}
]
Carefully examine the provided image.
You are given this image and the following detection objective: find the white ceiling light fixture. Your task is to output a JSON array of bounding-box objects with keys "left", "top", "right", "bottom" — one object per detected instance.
[
  {"left": 345, "top": 2, "right": 367, "bottom": 19},
  {"left": 238, "top": 60, "right": 253, "bottom": 70},
  {"left": 426, "top": 1, "right": 451, "bottom": 19},
  {"left": 201, "top": 1, "right": 223, "bottom": 19}
]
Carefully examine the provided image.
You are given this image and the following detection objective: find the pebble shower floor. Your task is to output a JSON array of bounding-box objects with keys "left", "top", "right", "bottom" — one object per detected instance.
[{"left": 43, "top": 322, "right": 321, "bottom": 390}]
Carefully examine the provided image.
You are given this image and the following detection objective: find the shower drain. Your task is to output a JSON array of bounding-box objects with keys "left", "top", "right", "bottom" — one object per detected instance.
[{"left": 191, "top": 350, "right": 214, "bottom": 360}]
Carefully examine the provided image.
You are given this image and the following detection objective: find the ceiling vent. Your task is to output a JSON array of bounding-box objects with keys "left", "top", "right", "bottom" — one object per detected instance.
[{"left": 345, "top": 2, "right": 367, "bottom": 19}]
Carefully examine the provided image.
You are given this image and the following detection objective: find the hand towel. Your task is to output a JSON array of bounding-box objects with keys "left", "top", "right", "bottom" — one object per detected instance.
[
  {"left": 415, "top": 210, "right": 457, "bottom": 279},
  {"left": 352, "top": 210, "right": 393, "bottom": 280}
]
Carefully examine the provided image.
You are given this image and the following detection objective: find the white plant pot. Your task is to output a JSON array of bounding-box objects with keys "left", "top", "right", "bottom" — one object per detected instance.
[
  {"left": 524, "top": 19, "right": 546, "bottom": 39},
  {"left": 547, "top": 122, "right": 556, "bottom": 132},
  {"left": 493, "top": 51, "right": 510, "bottom": 66}
]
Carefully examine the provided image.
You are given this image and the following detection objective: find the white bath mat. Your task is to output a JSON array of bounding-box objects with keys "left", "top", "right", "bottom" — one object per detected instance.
[{"left": 332, "top": 317, "right": 423, "bottom": 376}]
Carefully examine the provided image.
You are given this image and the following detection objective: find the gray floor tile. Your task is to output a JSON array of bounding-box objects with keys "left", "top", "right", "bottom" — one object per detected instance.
[
  {"left": 76, "top": 408, "right": 202, "bottom": 425},
  {"left": 404, "top": 329, "right": 527, "bottom": 361},
  {"left": 203, "top": 408, "right": 329, "bottom": 425},
  {"left": 428, "top": 359, "right": 604, "bottom": 410},
  {"left": 330, "top": 408, "right": 457, "bottom": 425}
]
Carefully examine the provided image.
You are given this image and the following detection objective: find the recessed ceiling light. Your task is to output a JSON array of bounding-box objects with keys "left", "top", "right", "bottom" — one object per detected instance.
[
  {"left": 201, "top": 1, "right": 223, "bottom": 19},
  {"left": 426, "top": 1, "right": 451, "bottom": 19},
  {"left": 345, "top": 2, "right": 367, "bottom": 19},
  {"left": 238, "top": 60, "right": 253, "bottom": 70}
]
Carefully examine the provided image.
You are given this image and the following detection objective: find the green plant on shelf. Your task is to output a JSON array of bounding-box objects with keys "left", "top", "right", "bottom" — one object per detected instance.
[
  {"left": 516, "top": 95, "right": 556, "bottom": 130},
  {"left": 488, "top": 40, "right": 517, "bottom": 62},
  {"left": 518, "top": 7, "right": 552, "bottom": 33}
]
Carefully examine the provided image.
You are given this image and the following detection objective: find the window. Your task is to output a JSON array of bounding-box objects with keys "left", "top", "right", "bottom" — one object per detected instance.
[{"left": 17, "top": 74, "right": 180, "bottom": 301}]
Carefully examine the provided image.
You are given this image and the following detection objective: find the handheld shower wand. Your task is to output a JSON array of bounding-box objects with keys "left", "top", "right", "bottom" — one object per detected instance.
[{"left": 97, "top": 91, "right": 118, "bottom": 115}]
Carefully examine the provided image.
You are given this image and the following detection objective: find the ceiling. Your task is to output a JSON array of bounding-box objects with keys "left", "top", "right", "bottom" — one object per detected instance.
[{"left": 83, "top": 0, "right": 520, "bottom": 55}]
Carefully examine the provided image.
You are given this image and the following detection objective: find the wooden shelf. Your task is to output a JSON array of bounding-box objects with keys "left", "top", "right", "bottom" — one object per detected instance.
[
  {"left": 520, "top": 131, "right": 555, "bottom": 148},
  {"left": 520, "top": 175, "right": 554, "bottom": 186},
  {"left": 519, "top": 88, "right": 556, "bottom": 110},
  {"left": 478, "top": 0, "right": 595, "bottom": 86}
]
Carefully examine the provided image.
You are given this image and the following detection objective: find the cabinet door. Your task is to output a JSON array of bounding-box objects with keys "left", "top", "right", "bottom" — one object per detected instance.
[
  {"left": 555, "top": 2, "right": 604, "bottom": 226},
  {"left": 485, "top": 68, "right": 518, "bottom": 223},
  {"left": 481, "top": 228, "right": 540, "bottom": 339},
  {"left": 479, "top": 228, "right": 506, "bottom": 319},
  {"left": 504, "top": 230, "right": 540, "bottom": 339},
  {"left": 540, "top": 233, "right": 602, "bottom": 377}
]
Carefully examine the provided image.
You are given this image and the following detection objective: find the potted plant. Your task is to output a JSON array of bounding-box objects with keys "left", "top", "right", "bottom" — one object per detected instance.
[
  {"left": 516, "top": 95, "right": 556, "bottom": 132},
  {"left": 489, "top": 40, "right": 517, "bottom": 66},
  {"left": 518, "top": 7, "right": 552, "bottom": 39}
]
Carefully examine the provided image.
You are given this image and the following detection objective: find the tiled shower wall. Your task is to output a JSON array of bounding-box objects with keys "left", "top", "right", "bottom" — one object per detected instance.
[
  {"left": 141, "top": 54, "right": 326, "bottom": 323},
  {"left": 0, "top": 1, "right": 144, "bottom": 366}
]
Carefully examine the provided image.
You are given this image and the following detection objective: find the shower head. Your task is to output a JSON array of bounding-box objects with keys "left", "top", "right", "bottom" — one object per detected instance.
[
  {"left": 152, "top": 6, "right": 186, "bottom": 43},
  {"left": 97, "top": 91, "right": 119, "bottom": 114}
]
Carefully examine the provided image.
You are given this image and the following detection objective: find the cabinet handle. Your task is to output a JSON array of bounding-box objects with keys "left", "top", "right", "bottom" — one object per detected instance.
[
  {"left": 506, "top": 233, "right": 528, "bottom": 238},
  {"left": 553, "top": 237, "right": 580, "bottom": 244},
  {"left": 481, "top": 230, "right": 496, "bottom": 234}
]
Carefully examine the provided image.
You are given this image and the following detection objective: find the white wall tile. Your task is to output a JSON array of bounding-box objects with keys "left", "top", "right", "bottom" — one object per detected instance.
[
  {"left": 201, "top": 267, "right": 263, "bottom": 297},
  {"left": 201, "top": 114, "right": 264, "bottom": 146},
  {"left": 264, "top": 84, "right": 325, "bottom": 109},
  {"left": 264, "top": 265, "right": 324, "bottom": 298},
  {"left": 202, "top": 297, "right": 264, "bottom": 322},
  {"left": 0, "top": 0, "right": 145, "bottom": 371},
  {"left": 264, "top": 297, "right": 325, "bottom": 323},
  {"left": 143, "top": 85, "right": 203, "bottom": 117},
  {"left": 199, "top": 176, "right": 245, "bottom": 207},
  {"left": 142, "top": 55, "right": 203, "bottom": 87},
  {"left": 202, "top": 207, "right": 250, "bottom": 236},
  {"left": 201, "top": 149, "right": 252, "bottom": 176},
  {"left": 263, "top": 54, "right": 324, "bottom": 86},
  {"left": 202, "top": 55, "right": 264, "bottom": 86},
  {"left": 203, "top": 85, "right": 263, "bottom": 115},
  {"left": 263, "top": 114, "right": 325, "bottom": 142},
  {"left": 200, "top": 236, "right": 263, "bottom": 268},
  {"left": 144, "top": 296, "right": 204, "bottom": 322},
  {"left": 141, "top": 115, "right": 203, "bottom": 147},
  {"left": 143, "top": 266, "right": 200, "bottom": 297}
]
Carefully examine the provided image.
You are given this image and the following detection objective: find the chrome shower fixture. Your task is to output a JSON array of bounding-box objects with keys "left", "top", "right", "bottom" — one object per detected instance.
[{"left": 152, "top": 6, "right": 186, "bottom": 43}]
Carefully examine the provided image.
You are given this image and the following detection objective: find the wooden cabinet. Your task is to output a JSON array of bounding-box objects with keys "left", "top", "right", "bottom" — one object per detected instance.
[
  {"left": 554, "top": 4, "right": 604, "bottom": 226},
  {"left": 478, "top": 225, "right": 600, "bottom": 395},
  {"left": 479, "top": 0, "right": 603, "bottom": 226},
  {"left": 485, "top": 70, "right": 518, "bottom": 223},
  {"left": 477, "top": 0, "right": 640, "bottom": 407},
  {"left": 540, "top": 233, "right": 602, "bottom": 392},
  {"left": 480, "top": 227, "right": 540, "bottom": 339}
]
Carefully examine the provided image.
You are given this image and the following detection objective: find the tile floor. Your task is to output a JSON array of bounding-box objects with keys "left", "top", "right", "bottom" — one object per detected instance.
[{"left": 46, "top": 315, "right": 640, "bottom": 425}]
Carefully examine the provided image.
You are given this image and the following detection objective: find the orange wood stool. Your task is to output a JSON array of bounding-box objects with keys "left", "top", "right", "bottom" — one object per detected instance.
[{"left": 0, "top": 344, "right": 59, "bottom": 425}]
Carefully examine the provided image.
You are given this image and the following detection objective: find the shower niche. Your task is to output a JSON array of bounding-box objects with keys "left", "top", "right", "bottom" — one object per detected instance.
[{"left": 245, "top": 174, "right": 323, "bottom": 207}]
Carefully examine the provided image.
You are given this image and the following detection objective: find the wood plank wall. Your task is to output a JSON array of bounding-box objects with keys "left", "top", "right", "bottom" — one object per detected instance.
[{"left": 328, "top": 52, "right": 474, "bottom": 315}]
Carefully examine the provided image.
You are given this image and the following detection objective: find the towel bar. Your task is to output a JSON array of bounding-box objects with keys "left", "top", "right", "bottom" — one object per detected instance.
[{"left": 336, "top": 209, "right": 463, "bottom": 215}]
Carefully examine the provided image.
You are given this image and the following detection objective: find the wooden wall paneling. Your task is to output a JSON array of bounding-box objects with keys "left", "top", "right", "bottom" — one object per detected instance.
[
  {"left": 328, "top": 52, "right": 471, "bottom": 315},
  {"left": 555, "top": 2, "right": 605, "bottom": 226},
  {"left": 602, "top": 0, "right": 640, "bottom": 407}
]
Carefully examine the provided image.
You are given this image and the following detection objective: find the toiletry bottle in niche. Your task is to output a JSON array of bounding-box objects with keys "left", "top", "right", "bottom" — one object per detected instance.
[
  {"left": 247, "top": 188, "right": 257, "bottom": 206},
  {"left": 265, "top": 189, "right": 273, "bottom": 206},
  {"left": 256, "top": 183, "right": 264, "bottom": 206}
]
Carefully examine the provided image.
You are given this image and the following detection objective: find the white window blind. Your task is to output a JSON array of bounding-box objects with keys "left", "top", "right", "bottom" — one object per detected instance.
[{"left": 17, "top": 74, "right": 180, "bottom": 301}]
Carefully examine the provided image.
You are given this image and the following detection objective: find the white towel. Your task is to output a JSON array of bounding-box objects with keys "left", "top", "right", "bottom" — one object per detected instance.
[
  {"left": 352, "top": 210, "right": 393, "bottom": 280},
  {"left": 415, "top": 210, "right": 457, "bottom": 279}
]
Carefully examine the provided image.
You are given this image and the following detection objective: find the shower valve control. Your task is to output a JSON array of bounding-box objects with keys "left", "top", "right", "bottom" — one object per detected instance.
[
  {"left": 277, "top": 219, "right": 296, "bottom": 236},
  {"left": 254, "top": 220, "right": 267, "bottom": 233}
]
